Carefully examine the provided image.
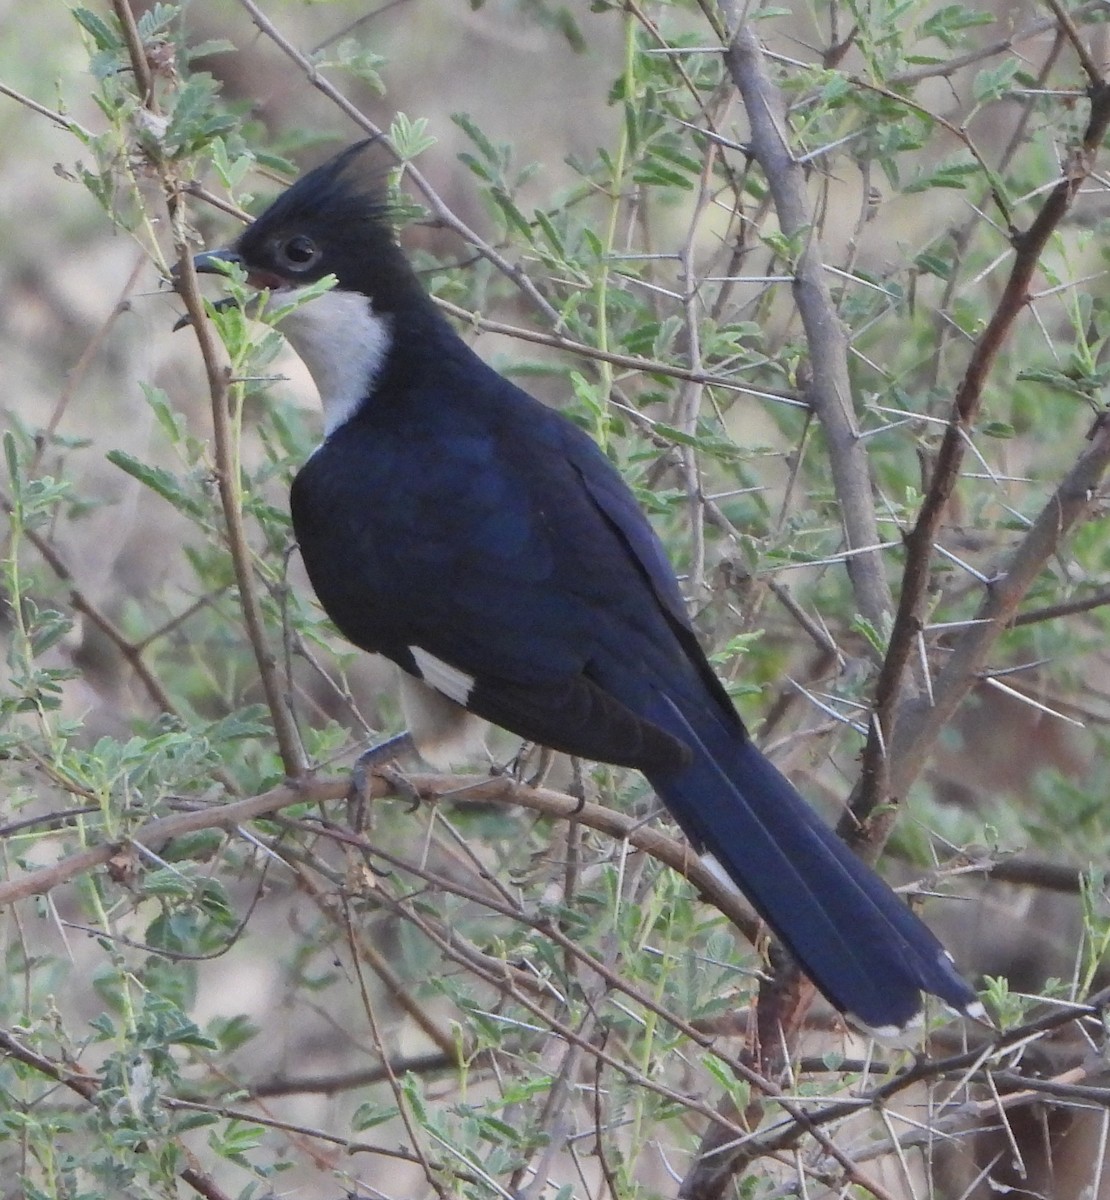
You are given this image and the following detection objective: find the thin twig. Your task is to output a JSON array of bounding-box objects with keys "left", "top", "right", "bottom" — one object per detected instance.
[
  {"left": 884, "top": 2, "right": 1103, "bottom": 85},
  {"left": 1043, "top": 0, "right": 1103, "bottom": 85},
  {"left": 0, "top": 82, "right": 93, "bottom": 136},
  {"left": 0, "top": 777, "right": 333, "bottom": 906},
  {"left": 247, "top": 1052, "right": 457, "bottom": 1097},
  {"left": 103, "top": 0, "right": 307, "bottom": 778},
  {"left": 343, "top": 903, "right": 454, "bottom": 1199},
  {"left": 437, "top": 295, "right": 799, "bottom": 398},
  {"left": 171, "top": 233, "right": 306, "bottom": 776},
  {"left": 111, "top": 0, "right": 153, "bottom": 105},
  {"left": 1012, "top": 585, "right": 1110, "bottom": 627},
  {"left": 309, "top": 865, "right": 461, "bottom": 1061}
]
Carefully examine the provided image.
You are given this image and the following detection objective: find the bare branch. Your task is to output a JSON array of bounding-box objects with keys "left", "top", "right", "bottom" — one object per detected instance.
[
  {"left": 1043, "top": 0, "right": 1104, "bottom": 85},
  {"left": 0, "top": 771, "right": 754, "bottom": 944},
  {"left": 1013, "top": 584, "right": 1110, "bottom": 627},
  {"left": 247, "top": 1053, "right": 457, "bottom": 1097},
  {"left": 723, "top": 18, "right": 893, "bottom": 632},
  {"left": 888, "top": 414, "right": 1110, "bottom": 799},
  {"left": 853, "top": 77, "right": 1110, "bottom": 827}
]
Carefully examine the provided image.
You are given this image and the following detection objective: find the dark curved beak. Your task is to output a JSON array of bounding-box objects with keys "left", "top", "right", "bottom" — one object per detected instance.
[
  {"left": 192, "top": 248, "right": 244, "bottom": 275},
  {"left": 172, "top": 249, "right": 245, "bottom": 330}
]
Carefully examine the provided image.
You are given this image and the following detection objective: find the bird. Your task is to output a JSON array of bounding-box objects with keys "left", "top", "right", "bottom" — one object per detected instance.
[{"left": 189, "top": 139, "right": 980, "bottom": 1033}]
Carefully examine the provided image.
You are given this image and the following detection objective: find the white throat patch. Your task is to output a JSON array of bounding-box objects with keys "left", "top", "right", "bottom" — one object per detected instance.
[{"left": 270, "top": 287, "right": 391, "bottom": 435}]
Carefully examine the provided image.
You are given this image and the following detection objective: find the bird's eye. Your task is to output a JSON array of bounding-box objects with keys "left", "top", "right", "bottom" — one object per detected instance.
[{"left": 276, "top": 234, "right": 320, "bottom": 271}]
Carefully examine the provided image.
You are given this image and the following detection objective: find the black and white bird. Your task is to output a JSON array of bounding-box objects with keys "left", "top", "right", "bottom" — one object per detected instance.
[{"left": 191, "top": 141, "right": 980, "bottom": 1033}]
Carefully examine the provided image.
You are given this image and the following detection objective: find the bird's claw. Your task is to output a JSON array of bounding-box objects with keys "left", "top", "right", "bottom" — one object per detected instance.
[{"left": 496, "top": 741, "right": 555, "bottom": 787}]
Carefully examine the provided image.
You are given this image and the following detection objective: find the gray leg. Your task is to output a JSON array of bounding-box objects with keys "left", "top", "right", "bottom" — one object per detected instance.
[{"left": 348, "top": 731, "right": 416, "bottom": 821}]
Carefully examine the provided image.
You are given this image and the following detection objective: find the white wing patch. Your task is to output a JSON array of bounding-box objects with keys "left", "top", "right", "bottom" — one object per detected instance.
[
  {"left": 269, "top": 287, "right": 392, "bottom": 435},
  {"left": 410, "top": 647, "right": 475, "bottom": 706}
]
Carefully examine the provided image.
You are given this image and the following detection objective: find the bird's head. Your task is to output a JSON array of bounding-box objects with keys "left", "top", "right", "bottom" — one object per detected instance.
[
  {"left": 193, "top": 139, "right": 419, "bottom": 307},
  {"left": 190, "top": 140, "right": 427, "bottom": 433}
]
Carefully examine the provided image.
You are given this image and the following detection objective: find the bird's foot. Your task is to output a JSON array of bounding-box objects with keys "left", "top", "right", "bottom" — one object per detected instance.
[
  {"left": 567, "top": 756, "right": 589, "bottom": 815},
  {"left": 378, "top": 765, "right": 423, "bottom": 813},
  {"left": 494, "top": 742, "right": 555, "bottom": 787},
  {"left": 348, "top": 731, "right": 416, "bottom": 826}
]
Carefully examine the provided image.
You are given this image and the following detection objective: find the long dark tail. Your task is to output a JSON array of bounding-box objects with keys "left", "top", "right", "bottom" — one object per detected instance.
[{"left": 644, "top": 693, "right": 977, "bottom": 1031}]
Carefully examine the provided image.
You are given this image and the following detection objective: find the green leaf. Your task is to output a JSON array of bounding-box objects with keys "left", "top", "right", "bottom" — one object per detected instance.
[
  {"left": 168, "top": 1025, "right": 218, "bottom": 1050},
  {"left": 761, "top": 226, "right": 806, "bottom": 261},
  {"left": 973, "top": 58, "right": 1021, "bottom": 104},
  {"left": 390, "top": 112, "right": 437, "bottom": 161},
  {"left": 209, "top": 138, "right": 253, "bottom": 191},
  {"left": 106, "top": 450, "right": 205, "bottom": 517},
  {"left": 452, "top": 111, "right": 502, "bottom": 168},
  {"left": 702, "top": 1052, "right": 751, "bottom": 1105},
  {"left": 184, "top": 37, "right": 237, "bottom": 61},
  {"left": 3, "top": 430, "right": 18, "bottom": 492},
  {"left": 73, "top": 6, "right": 119, "bottom": 51},
  {"left": 173, "top": 1111, "right": 221, "bottom": 1133},
  {"left": 914, "top": 249, "right": 952, "bottom": 278},
  {"left": 89, "top": 1012, "right": 117, "bottom": 1039},
  {"left": 458, "top": 151, "right": 493, "bottom": 183},
  {"left": 142, "top": 868, "right": 195, "bottom": 900},
  {"left": 903, "top": 158, "right": 979, "bottom": 193},
  {"left": 313, "top": 38, "right": 387, "bottom": 93},
  {"left": 850, "top": 614, "right": 888, "bottom": 656},
  {"left": 209, "top": 1014, "right": 260, "bottom": 1053},
  {"left": 649, "top": 141, "right": 703, "bottom": 177},
  {"left": 209, "top": 1118, "right": 264, "bottom": 1163},
  {"left": 1016, "top": 366, "right": 1098, "bottom": 398},
  {"left": 352, "top": 1101, "right": 399, "bottom": 1130},
  {"left": 549, "top": 6, "right": 585, "bottom": 51},
  {"left": 163, "top": 73, "right": 237, "bottom": 158},
  {"left": 137, "top": 3, "right": 177, "bottom": 40},
  {"left": 921, "top": 4, "right": 995, "bottom": 48},
  {"left": 633, "top": 161, "right": 694, "bottom": 190},
  {"left": 142, "top": 383, "right": 187, "bottom": 444},
  {"left": 534, "top": 209, "right": 566, "bottom": 258},
  {"left": 490, "top": 188, "right": 533, "bottom": 239},
  {"left": 30, "top": 611, "right": 73, "bottom": 657},
  {"left": 400, "top": 1073, "right": 428, "bottom": 1123}
]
